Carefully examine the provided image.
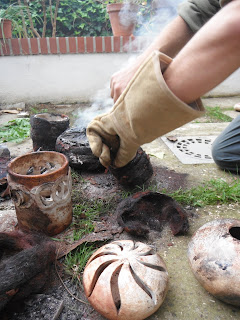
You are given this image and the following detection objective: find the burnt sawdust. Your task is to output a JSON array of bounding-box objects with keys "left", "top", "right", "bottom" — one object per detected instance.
[
  {"left": 0, "top": 163, "right": 191, "bottom": 319},
  {"left": 0, "top": 229, "right": 107, "bottom": 320},
  {"left": 0, "top": 264, "right": 106, "bottom": 320},
  {"left": 151, "top": 165, "right": 188, "bottom": 192},
  {"left": 77, "top": 164, "right": 189, "bottom": 200},
  {"left": 116, "top": 191, "right": 189, "bottom": 238}
]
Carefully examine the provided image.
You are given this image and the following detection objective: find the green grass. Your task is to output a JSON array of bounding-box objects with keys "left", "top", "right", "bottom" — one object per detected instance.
[
  {"left": 167, "top": 178, "right": 240, "bottom": 207},
  {"left": 29, "top": 107, "right": 49, "bottom": 115},
  {"left": 64, "top": 195, "right": 113, "bottom": 280},
  {"left": 205, "top": 106, "right": 233, "bottom": 122},
  {"left": 71, "top": 198, "right": 113, "bottom": 241},
  {"left": 64, "top": 242, "right": 96, "bottom": 280},
  {"left": 0, "top": 118, "right": 31, "bottom": 143}
]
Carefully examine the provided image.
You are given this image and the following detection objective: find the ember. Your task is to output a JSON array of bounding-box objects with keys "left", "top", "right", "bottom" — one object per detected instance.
[{"left": 116, "top": 191, "right": 189, "bottom": 236}]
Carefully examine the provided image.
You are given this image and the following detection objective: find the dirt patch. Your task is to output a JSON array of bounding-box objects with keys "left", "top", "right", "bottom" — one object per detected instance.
[
  {"left": 0, "top": 162, "right": 191, "bottom": 320},
  {"left": 150, "top": 165, "right": 188, "bottom": 192}
]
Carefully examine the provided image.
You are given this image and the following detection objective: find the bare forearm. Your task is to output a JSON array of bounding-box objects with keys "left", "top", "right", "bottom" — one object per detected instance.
[
  {"left": 164, "top": 0, "right": 240, "bottom": 104},
  {"left": 110, "top": 15, "right": 193, "bottom": 101},
  {"left": 136, "top": 16, "right": 194, "bottom": 64}
]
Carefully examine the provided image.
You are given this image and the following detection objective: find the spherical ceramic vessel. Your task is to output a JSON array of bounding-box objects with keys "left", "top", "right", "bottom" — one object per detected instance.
[
  {"left": 83, "top": 240, "right": 168, "bottom": 320},
  {"left": 188, "top": 219, "right": 240, "bottom": 306}
]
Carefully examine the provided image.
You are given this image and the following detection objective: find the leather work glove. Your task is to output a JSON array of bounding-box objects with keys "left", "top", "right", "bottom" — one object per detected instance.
[{"left": 87, "top": 50, "right": 205, "bottom": 168}]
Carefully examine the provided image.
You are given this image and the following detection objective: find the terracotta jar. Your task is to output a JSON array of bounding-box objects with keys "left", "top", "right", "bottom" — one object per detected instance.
[
  {"left": 0, "top": 19, "right": 12, "bottom": 39},
  {"left": 83, "top": 240, "right": 169, "bottom": 320},
  {"left": 188, "top": 219, "right": 240, "bottom": 306},
  {"left": 7, "top": 151, "right": 72, "bottom": 236},
  {"left": 107, "top": 3, "right": 138, "bottom": 36}
]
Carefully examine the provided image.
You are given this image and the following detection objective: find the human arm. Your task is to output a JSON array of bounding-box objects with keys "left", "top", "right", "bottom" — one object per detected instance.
[
  {"left": 110, "top": 15, "right": 194, "bottom": 102},
  {"left": 110, "top": 0, "right": 221, "bottom": 102}
]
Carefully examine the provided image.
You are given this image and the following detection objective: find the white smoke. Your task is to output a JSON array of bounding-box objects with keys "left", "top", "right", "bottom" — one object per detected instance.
[
  {"left": 74, "top": 0, "right": 183, "bottom": 129},
  {"left": 73, "top": 84, "right": 113, "bottom": 129}
]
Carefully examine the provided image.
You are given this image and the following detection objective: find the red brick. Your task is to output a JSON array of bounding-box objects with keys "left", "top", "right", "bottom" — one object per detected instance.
[
  {"left": 49, "top": 37, "right": 57, "bottom": 54},
  {"left": 68, "top": 37, "right": 76, "bottom": 53},
  {"left": 0, "top": 40, "right": 3, "bottom": 56},
  {"left": 131, "top": 36, "right": 138, "bottom": 52},
  {"left": 59, "top": 37, "right": 67, "bottom": 54},
  {"left": 104, "top": 37, "right": 112, "bottom": 53},
  {"left": 95, "top": 37, "right": 103, "bottom": 53},
  {"left": 113, "top": 36, "right": 120, "bottom": 53},
  {"left": 123, "top": 36, "right": 131, "bottom": 52},
  {"left": 1, "top": 40, "right": 10, "bottom": 55},
  {"left": 77, "top": 37, "right": 85, "bottom": 53},
  {"left": 40, "top": 37, "right": 48, "bottom": 54},
  {"left": 86, "top": 37, "right": 93, "bottom": 53},
  {"left": 30, "top": 38, "right": 39, "bottom": 55},
  {"left": 21, "top": 38, "right": 30, "bottom": 55},
  {"left": 11, "top": 39, "right": 21, "bottom": 55}
]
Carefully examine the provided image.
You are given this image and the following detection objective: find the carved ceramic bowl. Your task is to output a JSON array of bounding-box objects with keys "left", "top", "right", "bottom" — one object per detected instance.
[
  {"left": 188, "top": 219, "right": 240, "bottom": 306},
  {"left": 83, "top": 240, "right": 168, "bottom": 320}
]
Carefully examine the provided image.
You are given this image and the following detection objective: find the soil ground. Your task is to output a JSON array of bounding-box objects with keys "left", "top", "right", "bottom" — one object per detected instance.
[{"left": 1, "top": 96, "right": 240, "bottom": 319}]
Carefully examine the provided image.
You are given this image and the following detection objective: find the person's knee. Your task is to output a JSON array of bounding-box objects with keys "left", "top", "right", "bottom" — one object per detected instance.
[
  {"left": 211, "top": 138, "right": 223, "bottom": 167},
  {"left": 212, "top": 136, "right": 240, "bottom": 172}
]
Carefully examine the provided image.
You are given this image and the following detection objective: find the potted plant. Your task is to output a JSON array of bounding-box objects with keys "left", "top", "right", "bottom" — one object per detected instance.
[
  {"left": 101, "top": 0, "right": 142, "bottom": 36},
  {"left": 0, "top": 3, "right": 26, "bottom": 40}
]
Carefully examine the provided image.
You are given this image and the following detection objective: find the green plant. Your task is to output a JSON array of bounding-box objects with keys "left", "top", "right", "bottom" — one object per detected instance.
[
  {"left": 64, "top": 242, "right": 95, "bottom": 279},
  {"left": 0, "top": 118, "right": 31, "bottom": 143},
  {"left": 205, "top": 106, "right": 233, "bottom": 122},
  {"left": 71, "top": 199, "right": 112, "bottom": 241},
  {"left": 0, "top": 3, "right": 27, "bottom": 39},
  {"left": 167, "top": 178, "right": 240, "bottom": 207},
  {"left": 98, "top": 0, "right": 143, "bottom": 4},
  {"left": 29, "top": 107, "right": 49, "bottom": 115},
  {"left": 57, "top": 0, "right": 111, "bottom": 37}
]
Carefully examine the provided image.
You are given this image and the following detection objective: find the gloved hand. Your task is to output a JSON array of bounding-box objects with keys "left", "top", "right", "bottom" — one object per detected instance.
[{"left": 87, "top": 51, "right": 205, "bottom": 168}]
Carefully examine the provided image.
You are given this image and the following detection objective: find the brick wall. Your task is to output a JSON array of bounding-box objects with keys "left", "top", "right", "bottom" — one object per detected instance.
[{"left": 0, "top": 36, "right": 147, "bottom": 56}]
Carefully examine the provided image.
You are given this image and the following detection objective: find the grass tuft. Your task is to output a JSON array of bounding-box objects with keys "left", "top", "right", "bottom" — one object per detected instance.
[
  {"left": 64, "top": 242, "right": 95, "bottom": 280},
  {"left": 167, "top": 178, "right": 240, "bottom": 207},
  {"left": 71, "top": 199, "right": 113, "bottom": 241},
  {"left": 205, "top": 106, "right": 232, "bottom": 122}
]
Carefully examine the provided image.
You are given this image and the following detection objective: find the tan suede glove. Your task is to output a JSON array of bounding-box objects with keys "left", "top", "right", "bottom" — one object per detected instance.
[{"left": 87, "top": 51, "right": 205, "bottom": 168}]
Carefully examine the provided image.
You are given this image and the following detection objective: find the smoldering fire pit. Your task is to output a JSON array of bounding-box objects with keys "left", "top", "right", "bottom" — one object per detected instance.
[{"left": 56, "top": 127, "right": 153, "bottom": 186}]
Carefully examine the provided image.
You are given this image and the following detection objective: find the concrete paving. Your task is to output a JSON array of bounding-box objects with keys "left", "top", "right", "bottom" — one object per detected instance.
[{"left": 1, "top": 96, "right": 240, "bottom": 319}]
